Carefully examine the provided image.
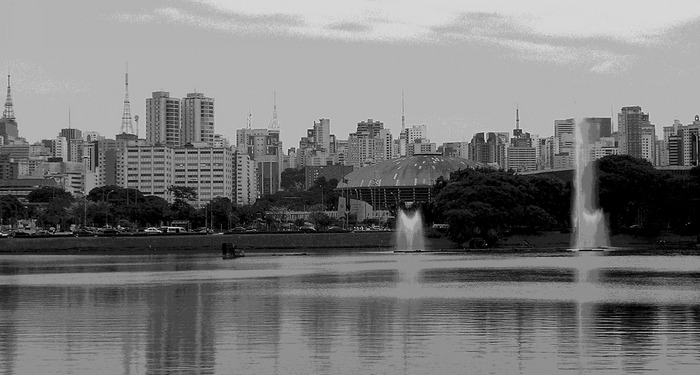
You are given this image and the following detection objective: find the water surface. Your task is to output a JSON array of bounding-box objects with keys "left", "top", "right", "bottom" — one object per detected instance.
[{"left": 1, "top": 251, "right": 699, "bottom": 374}]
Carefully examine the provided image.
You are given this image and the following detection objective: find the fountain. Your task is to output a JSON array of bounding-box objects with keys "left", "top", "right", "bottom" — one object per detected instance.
[
  {"left": 395, "top": 209, "right": 426, "bottom": 252},
  {"left": 572, "top": 118, "right": 610, "bottom": 250}
]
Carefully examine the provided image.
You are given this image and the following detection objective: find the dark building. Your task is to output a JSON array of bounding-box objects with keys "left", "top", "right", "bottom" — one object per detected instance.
[
  {"left": 305, "top": 165, "right": 354, "bottom": 190},
  {"left": 336, "top": 155, "right": 482, "bottom": 210},
  {"left": 619, "top": 106, "right": 649, "bottom": 159}
]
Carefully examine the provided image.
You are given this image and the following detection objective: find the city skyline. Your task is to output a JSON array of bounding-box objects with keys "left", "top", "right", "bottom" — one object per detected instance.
[{"left": 3, "top": 1, "right": 700, "bottom": 149}]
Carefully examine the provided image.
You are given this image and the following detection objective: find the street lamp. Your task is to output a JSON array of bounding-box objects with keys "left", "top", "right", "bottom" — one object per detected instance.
[{"left": 105, "top": 189, "right": 116, "bottom": 227}]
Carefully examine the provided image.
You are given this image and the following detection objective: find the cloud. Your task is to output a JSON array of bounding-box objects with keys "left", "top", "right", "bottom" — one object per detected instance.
[
  {"left": 327, "top": 22, "right": 373, "bottom": 34},
  {"left": 0, "top": 59, "right": 92, "bottom": 96},
  {"left": 110, "top": 1, "right": 697, "bottom": 74}
]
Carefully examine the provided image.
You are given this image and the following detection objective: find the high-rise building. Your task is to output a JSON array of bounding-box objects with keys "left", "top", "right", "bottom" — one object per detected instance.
[
  {"left": 314, "top": 118, "right": 331, "bottom": 152},
  {"left": 235, "top": 151, "right": 257, "bottom": 205},
  {"left": 347, "top": 119, "right": 393, "bottom": 167},
  {"left": 121, "top": 144, "right": 251, "bottom": 207},
  {"left": 618, "top": 106, "right": 650, "bottom": 159},
  {"left": 663, "top": 116, "right": 700, "bottom": 166},
  {"left": 585, "top": 117, "right": 612, "bottom": 139},
  {"left": 442, "top": 142, "right": 469, "bottom": 159},
  {"left": 181, "top": 92, "right": 215, "bottom": 146},
  {"left": 146, "top": 91, "right": 181, "bottom": 147},
  {"left": 554, "top": 118, "right": 575, "bottom": 153},
  {"left": 468, "top": 132, "right": 508, "bottom": 169},
  {"left": 236, "top": 127, "right": 283, "bottom": 196},
  {"left": 641, "top": 124, "right": 658, "bottom": 165}
]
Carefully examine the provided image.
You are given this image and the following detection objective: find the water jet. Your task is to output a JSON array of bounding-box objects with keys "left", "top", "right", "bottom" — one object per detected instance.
[
  {"left": 395, "top": 209, "right": 425, "bottom": 252},
  {"left": 571, "top": 118, "right": 610, "bottom": 251}
]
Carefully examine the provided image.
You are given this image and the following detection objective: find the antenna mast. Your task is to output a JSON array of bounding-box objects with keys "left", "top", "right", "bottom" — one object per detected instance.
[
  {"left": 269, "top": 91, "right": 279, "bottom": 130},
  {"left": 120, "top": 62, "right": 134, "bottom": 134},
  {"left": 516, "top": 104, "right": 520, "bottom": 130},
  {"left": 247, "top": 109, "right": 252, "bottom": 129},
  {"left": 401, "top": 89, "right": 405, "bottom": 132},
  {"left": 2, "top": 74, "right": 15, "bottom": 120}
]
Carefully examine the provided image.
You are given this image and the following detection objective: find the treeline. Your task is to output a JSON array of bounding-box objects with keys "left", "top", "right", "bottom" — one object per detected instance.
[
  {"left": 426, "top": 155, "right": 700, "bottom": 247},
  {"left": 0, "top": 176, "right": 341, "bottom": 231}
]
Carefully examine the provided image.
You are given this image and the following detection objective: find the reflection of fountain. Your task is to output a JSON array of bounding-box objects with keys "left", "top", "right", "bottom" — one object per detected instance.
[
  {"left": 395, "top": 209, "right": 425, "bottom": 251},
  {"left": 572, "top": 119, "right": 610, "bottom": 250}
]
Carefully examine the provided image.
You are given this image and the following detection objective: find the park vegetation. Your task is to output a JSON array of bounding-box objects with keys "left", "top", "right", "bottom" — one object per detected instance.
[
  {"left": 2, "top": 155, "right": 699, "bottom": 238},
  {"left": 0, "top": 174, "right": 344, "bottom": 232},
  {"left": 426, "top": 155, "right": 700, "bottom": 247}
]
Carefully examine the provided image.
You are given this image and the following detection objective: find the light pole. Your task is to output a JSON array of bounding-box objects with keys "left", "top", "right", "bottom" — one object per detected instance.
[{"left": 105, "top": 189, "right": 115, "bottom": 228}]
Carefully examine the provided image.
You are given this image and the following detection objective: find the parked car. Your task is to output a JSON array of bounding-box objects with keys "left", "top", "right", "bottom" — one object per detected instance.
[
  {"left": 227, "top": 226, "right": 246, "bottom": 234},
  {"left": 73, "top": 228, "right": 96, "bottom": 236},
  {"left": 299, "top": 226, "right": 316, "bottom": 233},
  {"left": 99, "top": 227, "right": 122, "bottom": 235},
  {"left": 11, "top": 231, "right": 32, "bottom": 237},
  {"left": 159, "top": 226, "right": 186, "bottom": 234},
  {"left": 326, "top": 226, "right": 348, "bottom": 233},
  {"left": 143, "top": 227, "right": 162, "bottom": 234}
]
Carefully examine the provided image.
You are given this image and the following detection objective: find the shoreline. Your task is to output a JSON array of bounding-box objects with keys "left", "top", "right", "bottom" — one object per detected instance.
[{"left": 1, "top": 230, "right": 699, "bottom": 256}]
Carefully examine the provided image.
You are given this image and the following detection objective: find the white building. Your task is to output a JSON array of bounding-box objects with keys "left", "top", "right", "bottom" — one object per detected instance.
[
  {"left": 235, "top": 152, "right": 257, "bottom": 205},
  {"left": 181, "top": 92, "right": 215, "bottom": 146},
  {"left": 120, "top": 144, "right": 257, "bottom": 207},
  {"left": 146, "top": 91, "right": 181, "bottom": 147}
]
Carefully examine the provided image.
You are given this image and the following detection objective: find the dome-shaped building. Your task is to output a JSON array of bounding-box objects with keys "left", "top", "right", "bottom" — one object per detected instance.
[{"left": 336, "top": 154, "right": 483, "bottom": 210}]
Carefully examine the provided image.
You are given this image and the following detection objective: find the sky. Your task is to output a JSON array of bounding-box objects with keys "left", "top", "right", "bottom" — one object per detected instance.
[{"left": 2, "top": 0, "right": 700, "bottom": 150}]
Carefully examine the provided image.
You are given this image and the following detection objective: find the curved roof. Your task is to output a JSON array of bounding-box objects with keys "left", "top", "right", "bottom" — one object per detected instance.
[{"left": 337, "top": 155, "right": 481, "bottom": 189}]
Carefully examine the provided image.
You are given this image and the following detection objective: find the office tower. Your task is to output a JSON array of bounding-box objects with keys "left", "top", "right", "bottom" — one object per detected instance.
[
  {"left": 585, "top": 117, "right": 612, "bottom": 139},
  {"left": 181, "top": 92, "right": 215, "bottom": 146},
  {"left": 554, "top": 118, "right": 575, "bottom": 153},
  {"left": 313, "top": 118, "right": 331, "bottom": 152},
  {"left": 235, "top": 151, "right": 258, "bottom": 205},
  {"left": 468, "top": 132, "right": 508, "bottom": 169},
  {"left": 347, "top": 119, "right": 394, "bottom": 167},
  {"left": 236, "top": 127, "right": 283, "bottom": 196},
  {"left": 146, "top": 91, "right": 181, "bottom": 146},
  {"left": 663, "top": 116, "right": 700, "bottom": 166},
  {"left": 618, "top": 106, "right": 650, "bottom": 159}
]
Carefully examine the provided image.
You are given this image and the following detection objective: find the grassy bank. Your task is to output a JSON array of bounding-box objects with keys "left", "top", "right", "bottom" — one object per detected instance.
[
  {"left": 0, "top": 231, "right": 404, "bottom": 255},
  {"left": 2, "top": 229, "right": 697, "bottom": 255}
]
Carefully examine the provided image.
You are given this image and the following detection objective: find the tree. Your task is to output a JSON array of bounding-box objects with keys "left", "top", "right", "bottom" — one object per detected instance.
[
  {"left": 140, "top": 196, "right": 169, "bottom": 227},
  {"left": 281, "top": 168, "right": 306, "bottom": 191},
  {"left": 308, "top": 210, "right": 333, "bottom": 229},
  {"left": 0, "top": 195, "right": 26, "bottom": 226},
  {"left": 596, "top": 155, "right": 660, "bottom": 230},
  {"left": 166, "top": 185, "right": 197, "bottom": 223},
  {"left": 27, "top": 186, "right": 73, "bottom": 203},
  {"left": 208, "top": 197, "right": 234, "bottom": 230},
  {"left": 168, "top": 185, "right": 197, "bottom": 201}
]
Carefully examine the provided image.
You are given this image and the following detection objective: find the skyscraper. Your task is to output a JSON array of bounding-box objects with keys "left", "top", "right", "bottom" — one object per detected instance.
[
  {"left": 181, "top": 92, "right": 214, "bottom": 146},
  {"left": 347, "top": 119, "right": 392, "bottom": 167},
  {"left": 146, "top": 91, "right": 181, "bottom": 146},
  {"left": 313, "top": 118, "right": 331, "bottom": 152},
  {"left": 618, "top": 106, "right": 650, "bottom": 159},
  {"left": 554, "top": 118, "right": 575, "bottom": 153}
]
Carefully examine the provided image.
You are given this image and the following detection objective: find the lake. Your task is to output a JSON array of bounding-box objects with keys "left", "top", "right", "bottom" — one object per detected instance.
[{"left": 0, "top": 250, "right": 699, "bottom": 374}]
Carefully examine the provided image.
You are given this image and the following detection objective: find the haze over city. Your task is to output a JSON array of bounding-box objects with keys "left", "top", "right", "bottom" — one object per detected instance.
[{"left": 2, "top": 0, "right": 700, "bottom": 147}]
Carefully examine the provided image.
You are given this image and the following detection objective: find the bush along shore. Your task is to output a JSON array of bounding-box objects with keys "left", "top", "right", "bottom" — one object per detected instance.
[
  {"left": 2, "top": 229, "right": 698, "bottom": 255},
  {"left": 0, "top": 231, "right": 402, "bottom": 255}
]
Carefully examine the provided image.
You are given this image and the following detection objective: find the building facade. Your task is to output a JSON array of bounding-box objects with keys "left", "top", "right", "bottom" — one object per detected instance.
[
  {"left": 146, "top": 91, "right": 181, "bottom": 147},
  {"left": 181, "top": 92, "right": 215, "bottom": 146},
  {"left": 618, "top": 106, "right": 650, "bottom": 159}
]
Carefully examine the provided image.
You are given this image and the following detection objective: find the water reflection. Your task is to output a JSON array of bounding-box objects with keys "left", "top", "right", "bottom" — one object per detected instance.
[{"left": 0, "top": 253, "right": 699, "bottom": 374}]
